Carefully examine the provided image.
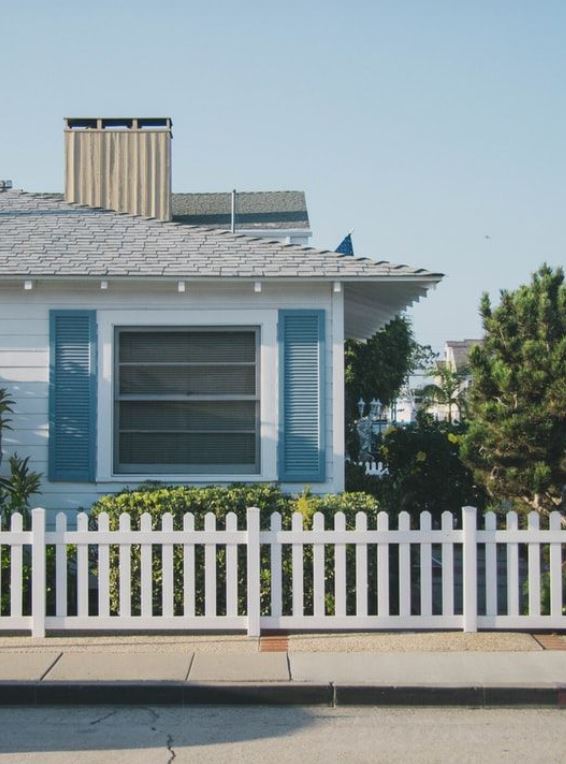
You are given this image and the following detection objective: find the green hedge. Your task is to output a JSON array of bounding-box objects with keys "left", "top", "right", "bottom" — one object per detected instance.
[
  {"left": 88, "top": 483, "right": 379, "bottom": 530},
  {"left": 88, "top": 483, "right": 379, "bottom": 617}
]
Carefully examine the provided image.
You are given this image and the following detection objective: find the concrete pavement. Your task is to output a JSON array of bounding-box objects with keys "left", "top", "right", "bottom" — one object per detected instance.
[
  {"left": 0, "top": 644, "right": 565, "bottom": 706},
  {"left": 289, "top": 650, "right": 566, "bottom": 686}
]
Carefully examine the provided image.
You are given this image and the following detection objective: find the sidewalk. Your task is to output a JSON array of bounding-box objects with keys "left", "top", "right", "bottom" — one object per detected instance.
[{"left": 0, "top": 632, "right": 565, "bottom": 707}]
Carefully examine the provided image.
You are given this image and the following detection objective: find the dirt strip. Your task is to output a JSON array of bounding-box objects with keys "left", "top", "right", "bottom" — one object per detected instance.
[{"left": 533, "top": 634, "right": 566, "bottom": 651}]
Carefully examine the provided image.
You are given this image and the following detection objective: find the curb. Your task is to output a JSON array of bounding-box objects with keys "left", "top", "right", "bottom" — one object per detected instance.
[
  {"left": 334, "top": 685, "right": 563, "bottom": 707},
  {"left": 0, "top": 682, "right": 333, "bottom": 707},
  {"left": 0, "top": 682, "right": 565, "bottom": 707}
]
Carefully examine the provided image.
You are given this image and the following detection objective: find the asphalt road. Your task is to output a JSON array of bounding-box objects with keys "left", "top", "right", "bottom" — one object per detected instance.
[{"left": 0, "top": 705, "right": 565, "bottom": 763}]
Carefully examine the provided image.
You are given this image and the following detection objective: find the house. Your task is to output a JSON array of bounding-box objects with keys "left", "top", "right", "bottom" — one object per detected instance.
[
  {"left": 444, "top": 339, "right": 482, "bottom": 375},
  {"left": 0, "top": 116, "right": 442, "bottom": 523},
  {"left": 423, "top": 339, "right": 482, "bottom": 422},
  {"left": 389, "top": 385, "right": 417, "bottom": 425}
]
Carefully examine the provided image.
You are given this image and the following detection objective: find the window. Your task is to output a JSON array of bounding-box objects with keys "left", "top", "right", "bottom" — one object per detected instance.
[{"left": 114, "top": 327, "right": 259, "bottom": 474}]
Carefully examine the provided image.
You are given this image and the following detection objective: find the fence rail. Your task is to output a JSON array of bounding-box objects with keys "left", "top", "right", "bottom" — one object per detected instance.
[{"left": 0, "top": 507, "right": 564, "bottom": 637}]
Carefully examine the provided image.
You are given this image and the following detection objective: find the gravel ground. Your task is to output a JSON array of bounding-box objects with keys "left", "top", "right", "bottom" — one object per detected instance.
[
  {"left": 0, "top": 631, "right": 544, "bottom": 654},
  {"left": 0, "top": 634, "right": 259, "bottom": 654},
  {"left": 287, "top": 631, "right": 542, "bottom": 652}
]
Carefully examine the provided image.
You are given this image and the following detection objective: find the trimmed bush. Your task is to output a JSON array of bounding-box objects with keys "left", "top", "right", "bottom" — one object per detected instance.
[
  {"left": 88, "top": 483, "right": 379, "bottom": 530},
  {"left": 88, "top": 483, "right": 379, "bottom": 617}
]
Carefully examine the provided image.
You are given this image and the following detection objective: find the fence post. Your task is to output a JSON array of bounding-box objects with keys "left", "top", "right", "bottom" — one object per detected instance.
[
  {"left": 462, "top": 506, "right": 477, "bottom": 633},
  {"left": 246, "top": 507, "right": 261, "bottom": 637},
  {"left": 31, "top": 508, "right": 46, "bottom": 638}
]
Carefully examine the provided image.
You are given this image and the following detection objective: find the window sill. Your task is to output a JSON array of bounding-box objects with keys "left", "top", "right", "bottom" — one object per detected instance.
[{"left": 99, "top": 473, "right": 272, "bottom": 483}]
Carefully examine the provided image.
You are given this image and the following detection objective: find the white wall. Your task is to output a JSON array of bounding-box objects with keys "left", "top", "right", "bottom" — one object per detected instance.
[{"left": 0, "top": 280, "right": 343, "bottom": 523}]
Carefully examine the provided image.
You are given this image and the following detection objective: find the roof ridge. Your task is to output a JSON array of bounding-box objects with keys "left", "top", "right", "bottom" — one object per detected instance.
[{"left": 173, "top": 190, "right": 304, "bottom": 196}]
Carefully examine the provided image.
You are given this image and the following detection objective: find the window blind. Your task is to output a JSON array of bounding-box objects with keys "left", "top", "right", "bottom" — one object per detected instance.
[{"left": 115, "top": 328, "right": 259, "bottom": 474}]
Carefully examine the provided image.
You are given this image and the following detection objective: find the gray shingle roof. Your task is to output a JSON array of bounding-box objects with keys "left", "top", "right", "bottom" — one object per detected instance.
[
  {"left": 35, "top": 190, "right": 310, "bottom": 230},
  {"left": 0, "top": 190, "right": 442, "bottom": 281},
  {"left": 172, "top": 191, "right": 310, "bottom": 230}
]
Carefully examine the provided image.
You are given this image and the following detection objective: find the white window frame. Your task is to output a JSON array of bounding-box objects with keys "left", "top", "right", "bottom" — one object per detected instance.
[{"left": 97, "top": 309, "right": 278, "bottom": 482}]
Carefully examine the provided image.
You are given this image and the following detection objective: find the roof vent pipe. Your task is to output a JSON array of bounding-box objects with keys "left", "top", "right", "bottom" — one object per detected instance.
[{"left": 231, "top": 189, "right": 236, "bottom": 233}]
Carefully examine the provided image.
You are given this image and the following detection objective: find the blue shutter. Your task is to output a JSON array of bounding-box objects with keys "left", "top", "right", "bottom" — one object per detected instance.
[
  {"left": 278, "top": 310, "right": 326, "bottom": 482},
  {"left": 49, "top": 310, "right": 97, "bottom": 482}
]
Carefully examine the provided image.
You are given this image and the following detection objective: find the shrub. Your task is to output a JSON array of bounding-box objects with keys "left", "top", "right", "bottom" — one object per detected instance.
[
  {"left": 89, "top": 483, "right": 289, "bottom": 530},
  {"left": 345, "top": 461, "right": 382, "bottom": 498},
  {"left": 88, "top": 483, "right": 379, "bottom": 530},
  {"left": 0, "top": 388, "right": 43, "bottom": 615},
  {"left": 88, "top": 483, "right": 379, "bottom": 618}
]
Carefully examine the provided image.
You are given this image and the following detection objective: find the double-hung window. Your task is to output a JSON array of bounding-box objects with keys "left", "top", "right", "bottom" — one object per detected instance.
[{"left": 114, "top": 327, "right": 260, "bottom": 475}]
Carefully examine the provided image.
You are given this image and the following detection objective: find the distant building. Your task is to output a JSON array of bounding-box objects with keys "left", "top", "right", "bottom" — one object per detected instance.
[
  {"left": 444, "top": 339, "right": 482, "bottom": 375},
  {"left": 390, "top": 339, "right": 483, "bottom": 425},
  {"left": 389, "top": 386, "right": 417, "bottom": 424},
  {"left": 427, "top": 339, "right": 482, "bottom": 422}
]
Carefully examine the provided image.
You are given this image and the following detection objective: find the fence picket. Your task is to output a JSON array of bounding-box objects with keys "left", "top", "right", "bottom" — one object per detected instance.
[
  {"left": 506, "top": 512, "right": 519, "bottom": 617},
  {"left": 162, "top": 514, "right": 174, "bottom": 618},
  {"left": 377, "top": 511, "right": 389, "bottom": 617},
  {"left": 226, "top": 513, "right": 238, "bottom": 617},
  {"left": 119, "top": 513, "right": 131, "bottom": 618},
  {"left": 270, "top": 513, "right": 282, "bottom": 619},
  {"left": 527, "top": 512, "right": 541, "bottom": 617},
  {"left": 10, "top": 513, "right": 23, "bottom": 618},
  {"left": 398, "top": 512, "right": 411, "bottom": 617},
  {"left": 549, "top": 512, "right": 562, "bottom": 622},
  {"left": 441, "top": 511, "right": 454, "bottom": 617},
  {"left": 55, "top": 513, "right": 67, "bottom": 618},
  {"left": 1, "top": 504, "right": 565, "bottom": 636},
  {"left": 313, "top": 513, "right": 325, "bottom": 617},
  {"left": 334, "top": 512, "right": 346, "bottom": 618},
  {"left": 183, "top": 513, "right": 195, "bottom": 618},
  {"left": 76, "top": 513, "right": 89, "bottom": 618},
  {"left": 31, "top": 508, "right": 46, "bottom": 637},
  {"left": 484, "top": 512, "right": 497, "bottom": 617},
  {"left": 140, "top": 513, "right": 153, "bottom": 618},
  {"left": 463, "top": 506, "right": 478, "bottom": 632},
  {"left": 97, "top": 513, "right": 110, "bottom": 618},
  {"left": 204, "top": 513, "right": 216, "bottom": 617},
  {"left": 291, "top": 513, "right": 304, "bottom": 617},
  {"left": 355, "top": 512, "right": 368, "bottom": 617},
  {"left": 246, "top": 507, "right": 261, "bottom": 637},
  {"left": 420, "top": 511, "right": 432, "bottom": 617}
]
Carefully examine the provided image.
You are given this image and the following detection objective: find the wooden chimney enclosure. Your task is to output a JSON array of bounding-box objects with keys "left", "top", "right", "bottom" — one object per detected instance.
[{"left": 64, "top": 117, "right": 172, "bottom": 222}]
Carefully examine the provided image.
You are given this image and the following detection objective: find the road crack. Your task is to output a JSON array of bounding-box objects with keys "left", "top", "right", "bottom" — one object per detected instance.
[
  {"left": 90, "top": 709, "right": 119, "bottom": 726},
  {"left": 166, "top": 733, "right": 176, "bottom": 763}
]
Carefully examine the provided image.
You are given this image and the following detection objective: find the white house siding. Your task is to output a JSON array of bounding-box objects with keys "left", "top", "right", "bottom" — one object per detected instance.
[{"left": 0, "top": 280, "right": 340, "bottom": 526}]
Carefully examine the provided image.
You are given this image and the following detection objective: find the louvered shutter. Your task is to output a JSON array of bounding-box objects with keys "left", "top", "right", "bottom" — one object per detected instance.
[
  {"left": 49, "top": 310, "right": 97, "bottom": 482},
  {"left": 278, "top": 310, "right": 326, "bottom": 482}
]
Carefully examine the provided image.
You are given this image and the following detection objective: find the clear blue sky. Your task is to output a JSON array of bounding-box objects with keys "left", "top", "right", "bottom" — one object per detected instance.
[{"left": 3, "top": 1, "right": 565, "bottom": 351}]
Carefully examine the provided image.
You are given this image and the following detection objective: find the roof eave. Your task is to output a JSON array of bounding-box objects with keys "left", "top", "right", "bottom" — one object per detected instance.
[{"left": 0, "top": 273, "right": 443, "bottom": 284}]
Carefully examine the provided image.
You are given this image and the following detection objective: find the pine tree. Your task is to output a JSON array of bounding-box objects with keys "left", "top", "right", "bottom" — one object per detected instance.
[{"left": 461, "top": 265, "right": 566, "bottom": 515}]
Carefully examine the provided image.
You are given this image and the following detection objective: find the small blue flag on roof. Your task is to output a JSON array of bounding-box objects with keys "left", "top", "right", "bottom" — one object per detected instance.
[{"left": 335, "top": 232, "right": 354, "bottom": 256}]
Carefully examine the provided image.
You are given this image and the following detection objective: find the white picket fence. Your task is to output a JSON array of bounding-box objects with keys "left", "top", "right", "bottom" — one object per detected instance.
[
  {"left": 0, "top": 507, "right": 564, "bottom": 637},
  {"left": 355, "top": 461, "right": 388, "bottom": 477}
]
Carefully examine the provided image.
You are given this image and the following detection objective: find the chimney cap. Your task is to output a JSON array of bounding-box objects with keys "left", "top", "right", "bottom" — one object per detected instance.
[
  {"left": 65, "top": 117, "right": 172, "bottom": 130},
  {"left": 0, "top": 180, "right": 13, "bottom": 192}
]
